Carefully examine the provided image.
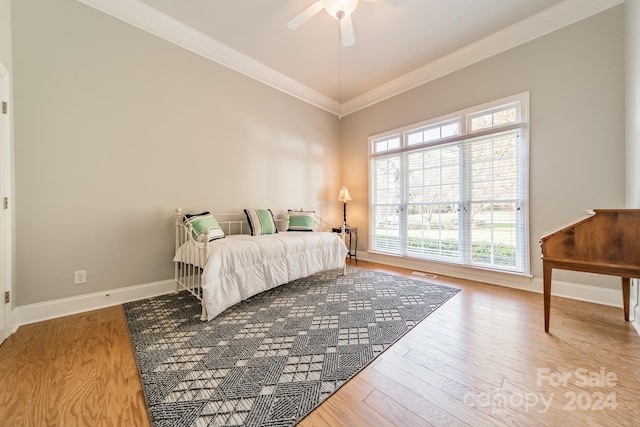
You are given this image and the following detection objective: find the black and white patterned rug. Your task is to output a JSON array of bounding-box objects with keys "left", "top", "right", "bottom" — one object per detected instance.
[{"left": 124, "top": 267, "right": 460, "bottom": 426}]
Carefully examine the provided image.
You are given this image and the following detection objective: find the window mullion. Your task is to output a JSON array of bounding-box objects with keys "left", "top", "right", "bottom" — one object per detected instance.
[
  {"left": 459, "top": 116, "right": 468, "bottom": 265},
  {"left": 460, "top": 140, "right": 471, "bottom": 265},
  {"left": 399, "top": 151, "right": 408, "bottom": 256}
]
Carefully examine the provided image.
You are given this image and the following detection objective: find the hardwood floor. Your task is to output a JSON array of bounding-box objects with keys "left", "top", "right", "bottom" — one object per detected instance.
[
  {"left": 1, "top": 260, "right": 639, "bottom": 426},
  {"left": 0, "top": 303, "right": 149, "bottom": 426}
]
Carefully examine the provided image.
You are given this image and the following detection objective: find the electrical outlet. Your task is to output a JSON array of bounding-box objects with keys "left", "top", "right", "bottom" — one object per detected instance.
[{"left": 74, "top": 270, "right": 87, "bottom": 285}]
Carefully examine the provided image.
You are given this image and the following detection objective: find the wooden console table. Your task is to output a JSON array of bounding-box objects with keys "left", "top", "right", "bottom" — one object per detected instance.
[{"left": 539, "top": 209, "right": 640, "bottom": 332}]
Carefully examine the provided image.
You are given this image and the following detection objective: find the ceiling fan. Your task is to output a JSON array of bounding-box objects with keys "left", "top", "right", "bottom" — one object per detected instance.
[{"left": 287, "top": 0, "right": 379, "bottom": 47}]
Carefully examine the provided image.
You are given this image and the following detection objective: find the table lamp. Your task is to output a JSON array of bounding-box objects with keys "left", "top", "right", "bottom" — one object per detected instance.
[{"left": 338, "top": 186, "right": 352, "bottom": 227}]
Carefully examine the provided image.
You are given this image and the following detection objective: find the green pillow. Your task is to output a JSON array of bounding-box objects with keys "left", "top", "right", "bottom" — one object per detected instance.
[
  {"left": 244, "top": 209, "right": 278, "bottom": 236},
  {"left": 287, "top": 210, "right": 315, "bottom": 231},
  {"left": 184, "top": 212, "right": 225, "bottom": 241}
]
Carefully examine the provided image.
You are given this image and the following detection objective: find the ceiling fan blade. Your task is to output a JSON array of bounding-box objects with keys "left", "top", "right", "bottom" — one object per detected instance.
[
  {"left": 287, "top": 1, "right": 325, "bottom": 30},
  {"left": 340, "top": 14, "right": 355, "bottom": 47}
]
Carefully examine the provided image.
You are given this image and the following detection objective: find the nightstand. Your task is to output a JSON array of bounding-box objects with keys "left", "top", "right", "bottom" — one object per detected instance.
[{"left": 331, "top": 225, "right": 358, "bottom": 262}]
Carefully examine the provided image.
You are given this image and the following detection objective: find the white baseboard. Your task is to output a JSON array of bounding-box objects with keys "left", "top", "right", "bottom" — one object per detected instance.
[
  {"left": 11, "top": 278, "right": 175, "bottom": 333},
  {"left": 631, "top": 280, "right": 640, "bottom": 335},
  {"left": 358, "top": 252, "right": 625, "bottom": 308},
  {"left": 7, "top": 258, "right": 636, "bottom": 335},
  {"left": 633, "top": 306, "right": 640, "bottom": 335},
  {"left": 528, "top": 277, "right": 624, "bottom": 307}
]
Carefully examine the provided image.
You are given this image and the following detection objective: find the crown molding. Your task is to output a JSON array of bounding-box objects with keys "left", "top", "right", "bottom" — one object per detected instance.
[
  {"left": 341, "top": 0, "right": 625, "bottom": 116},
  {"left": 76, "top": 0, "right": 339, "bottom": 115},
  {"left": 77, "top": 0, "right": 622, "bottom": 119}
]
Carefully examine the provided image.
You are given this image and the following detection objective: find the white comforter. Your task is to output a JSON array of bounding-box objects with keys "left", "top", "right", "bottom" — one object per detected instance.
[{"left": 175, "top": 232, "right": 348, "bottom": 320}]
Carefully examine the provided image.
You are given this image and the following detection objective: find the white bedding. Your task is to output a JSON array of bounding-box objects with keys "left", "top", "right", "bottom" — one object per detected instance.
[{"left": 174, "top": 232, "right": 348, "bottom": 320}]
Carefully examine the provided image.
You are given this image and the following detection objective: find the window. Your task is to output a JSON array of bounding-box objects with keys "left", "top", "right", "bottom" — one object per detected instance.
[{"left": 369, "top": 93, "right": 529, "bottom": 274}]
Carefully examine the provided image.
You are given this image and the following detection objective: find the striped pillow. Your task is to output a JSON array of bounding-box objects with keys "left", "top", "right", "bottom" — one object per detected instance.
[
  {"left": 244, "top": 209, "right": 278, "bottom": 236},
  {"left": 287, "top": 210, "right": 315, "bottom": 232},
  {"left": 184, "top": 212, "right": 225, "bottom": 242}
]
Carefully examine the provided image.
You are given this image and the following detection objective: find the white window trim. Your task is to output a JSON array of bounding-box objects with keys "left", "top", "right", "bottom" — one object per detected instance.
[{"left": 368, "top": 92, "right": 530, "bottom": 276}]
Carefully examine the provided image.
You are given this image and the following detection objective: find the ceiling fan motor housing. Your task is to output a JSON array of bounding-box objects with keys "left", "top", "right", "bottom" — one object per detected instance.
[{"left": 325, "top": 0, "right": 359, "bottom": 19}]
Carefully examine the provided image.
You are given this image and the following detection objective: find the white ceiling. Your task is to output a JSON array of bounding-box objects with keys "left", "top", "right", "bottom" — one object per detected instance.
[{"left": 79, "top": 0, "right": 623, "bottom": 116}]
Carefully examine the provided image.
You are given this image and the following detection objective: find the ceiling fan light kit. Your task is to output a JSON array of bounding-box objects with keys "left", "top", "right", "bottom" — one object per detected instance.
[
  {"left": 288, "top": 0, "right": 366, "bottom": 47},
  {"left": 324, "top": 0, "right": 359, "bottom": 19}
]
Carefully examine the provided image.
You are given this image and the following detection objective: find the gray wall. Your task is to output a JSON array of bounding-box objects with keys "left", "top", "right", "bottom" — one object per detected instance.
[
  {"left": 0, "top": 0, "right": 11, "bottom": 68},
  {"left": 8, "top": 1, "right": 632, "bottom": 307},
  {"left": 340, "top": 6, "right": 626, "bottom": 287},
  {"left": 628, "top": 0, "right": 640, "bottom": 209},
  {"left": 12, "top": 0, "right": 341, "bottom": 305}
]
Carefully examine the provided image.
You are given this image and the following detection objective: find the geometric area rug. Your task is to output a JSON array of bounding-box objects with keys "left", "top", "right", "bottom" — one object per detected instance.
[{"left": 123, "top": 267, "right": 460, "bottom": 427}]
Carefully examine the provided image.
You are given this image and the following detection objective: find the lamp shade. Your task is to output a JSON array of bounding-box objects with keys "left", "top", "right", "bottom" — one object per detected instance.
[{"left": 338, "top": 187, "right": 352, "bottom": 202}]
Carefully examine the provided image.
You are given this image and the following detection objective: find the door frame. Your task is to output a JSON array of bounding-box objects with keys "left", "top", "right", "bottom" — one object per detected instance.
[{"left": 0, "top": 61, "right": 13, "bottom": 344}]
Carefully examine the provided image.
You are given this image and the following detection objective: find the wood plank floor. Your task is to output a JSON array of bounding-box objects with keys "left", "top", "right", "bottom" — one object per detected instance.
[{"left": 1, "top": 260, "right": 639, "bottom": 426}]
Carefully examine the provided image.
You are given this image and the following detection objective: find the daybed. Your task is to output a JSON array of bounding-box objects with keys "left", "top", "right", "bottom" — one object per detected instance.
[{"left": 173, "top": 208, "right": 348, "bottom": 320}]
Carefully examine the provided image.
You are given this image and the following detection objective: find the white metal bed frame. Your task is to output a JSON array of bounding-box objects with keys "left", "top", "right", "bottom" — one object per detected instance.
[{"left": 174, "top": 208, "right": 343, "bottom": 320}]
